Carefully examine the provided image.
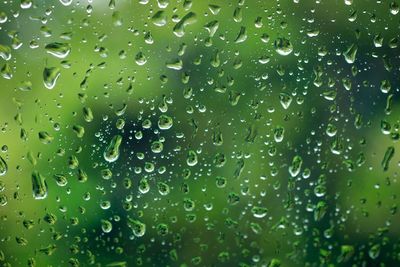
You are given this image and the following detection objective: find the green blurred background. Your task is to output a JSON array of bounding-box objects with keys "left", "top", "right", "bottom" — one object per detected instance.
[{"left": 0, "top": 0, "right": 399, "bottom": 266}]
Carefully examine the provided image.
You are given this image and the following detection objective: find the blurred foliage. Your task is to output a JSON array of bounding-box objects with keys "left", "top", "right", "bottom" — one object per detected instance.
[{"left": 0, "top": 0, "right": 400, "bottom": 266}]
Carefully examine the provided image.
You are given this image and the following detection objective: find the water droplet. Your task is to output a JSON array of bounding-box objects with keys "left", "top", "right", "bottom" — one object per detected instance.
[
  {"left": 0, "top": 45, "right": 11, "bottom": 60},
  {"left": 208, "top": 4, "right": 221, "bottom": 15},
  {"left": 382, "top": 146, "right": 394, "bottom": 171},
  {"left": 186, "top": 150, "right": 198, "bottom": 166},
  {"left": 343, "top": 43, "right": 358, "bottom": 64},
  {"left": 31, "top": 171, "right": 48, "bottom": 200},
  {"left": 27, "top": 151, "right": 36, "bottom": 166},
  {"left": 101, "top": 219, "right": 113, "bottom": 233},
  {"left": 18, "top": 80, "right": 32, "bottom": 91},
  {"left": 233, "top": 7, "right": 242, "bottom": 22},
  {"left": 1, "top": 63, "right": 12, "bottom": 79},
  {"left": 204, "top": 20, "right": 219, "bottom": 37},
  {"left": 0, "top": 156, "right": 7, "bottom": 176},
  {"left": 104, "top": 135, "right": 122, "bottom": 163},
  {"left": 314, "top": 201, "right": 327, "bottom": 221},
  {"left": 214, "top": 153, "right": 226, "bottom": 167},
  {"left": 83, "top": 107, "right": 94, "bottom": 122},
  {"left": 289, "top": 155, "right": 303, "bottom": 177},
  {"left": 59, "top": 0, "right": 73, "bottom": 6},
  {"left": 380, "top": 80, "right": 391, "bottom": 93},
  {"left": 20, "top": 0, "right": 32, "bottom": 9},
  {"left": 251, "top": 206, "right": 268, "bottom": 218},
  {"left": 279, "top": 92, "right": 292, "bottom": 109},
  {"left": 152, "top": 11, "right": 167, "bottom": 26},
  {"left": 368, "top": 244, "right": 381, "bottom": 259},
  {"left": 234, "top": 26, "right": 247, "bottom": 43},
  {"left": 127, "top": 218, "right": 146, "bottom": 237},
  {"left": 38, "top": 131, "right": 54, "bottom": 144},
  {"left": 139, "top": 177, "right": 150, "bottom": 194},
  {"left": 43, "top": 67, "right": 61, "bottom": 89},
  {"left": 390, "top": 1, "right": 399, "bottom": 15},
  {"left": 338, "top": 245, "right": 355, "bottom": 263},
  {"left": 157, "top": 182, "right": 170, "bottom": 195},
  {"left": 45, "top": 42, "right": 71, "bottom": 58},
  {"left": 166, "top": 59, "right": 183, "bottom": 70},
  {"left": 173, "top": 12, "right": 197, "bottom": 37},
  {"left": 158, "top": 115, "right": 173, "bottom": 130},
  {"left": 273, "top": 126, "right": 284, "bottom": 142},
  {"left": 0, "top": 194, "right": 8, "bottom": 206},
  {"left": 112, "top": 11, "right": 123, "bottom": 26},
  {"left": 135, "top": 52, "right": 147, "bottom": 66},
  {"left": 72, "top": 125, "right": 85, "bottom": 138},
  {"left": 53, "top": 174, "right": 68, "bottom": 187},
  {"left": 151, "top": 141, "right": 163, "bottom": 153},
  {"left": 274, "top": 38, "right": 293, "bottom": 56}
]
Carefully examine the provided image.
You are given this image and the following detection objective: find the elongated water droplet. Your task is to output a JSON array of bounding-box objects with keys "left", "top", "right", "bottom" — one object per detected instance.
[
  {"left": 0, "top": 156, "right": 7, "bottom": 176},
  {"left": 166, "top": 59, "right": 183, "bottom": 70},
  {"left": 173, "top": 12, "right": 197, "bottom": 37},
  {"left": 0, "top": 45, "right": 11, "bottom": 60},
  {"left": 83, "top": 107, "right": 93, "bottom": 122},
  {"left": 289, "top": 155, "right": 303, "bottom": 177},
  {"left": 152, "top": 11, "right": 167, "bottom": 26},
  {"left": 43, "top": 67, "right": 61, "bottom": 89},
  {"left": 382, "top": 146, "right": 394, "bottom": 171},
  {"left": 186, "top": 150, "right": 198, "bottom": 166},
  {"left": 38, "top": 131, "right": 54, "bottom": 144},
  {"left": 343, "top": 44, "right": 358, "bottom": 64},
  {"left": 233, "top": 7, "right": 242, "bottom": 22},
  {"left": 273, "top": 126, "right": 284, "bottom": 142},
  {"left": 204, "top": 20, "right": 219, "bottom": 37},
  {"left": 27, "top": 151, "right": 36, "bottom": 166},
  {"left": 369, "top": 244, "right": 381, "bottom": 259},
  {"left": 31, "top": 171, "right": 48, "bottom": 200},
  {"left": 68, "top": 155, "right": 79, "bottom": 169},
  {"left": 1, "top": 63, "right": 12, "bottom": 79},
  {"left": 104, "top": 135, "right": 122, "bottom": 163},
  {"left": 45, "top": 42, "right": 71, "bottom": 58},
  {"left": 314, "top": 201, "right": 327, "bottom": 221},
  {"left": 127, "top": 218, "right": 146, "bottom": 237},
  {"left": 214, "top": 153, "right": 226, "bottom": 167},
  {"left": 234, "top": 26, "right": 247, "bottom": 43},
  {"left": 72, "top": 125, "right": 85, "bottom": 138}
]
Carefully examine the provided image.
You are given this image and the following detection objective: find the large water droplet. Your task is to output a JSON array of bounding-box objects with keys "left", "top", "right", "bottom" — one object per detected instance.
[
  {"left": 45, "top": 42, "right": 71, "bottom": 58},
  {"left": 173, "top": 12, "right": 197, "bottom": 37},
  {"left": 43, "top": 67, "right": 61, "bottom": 89},
  {"left": 31, "top": 171, "right": 48, "bottom": 200},
  {"left": 274, "top": 38, "right": 293, "bottom": 56},
  {"left": 104, "top": 135, "right": 122, "bottom": 163}
]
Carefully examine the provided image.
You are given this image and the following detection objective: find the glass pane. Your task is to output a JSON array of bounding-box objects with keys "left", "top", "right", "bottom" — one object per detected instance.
[{"left": 0, "top": 0, "right": 399, "bottom": 266}]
